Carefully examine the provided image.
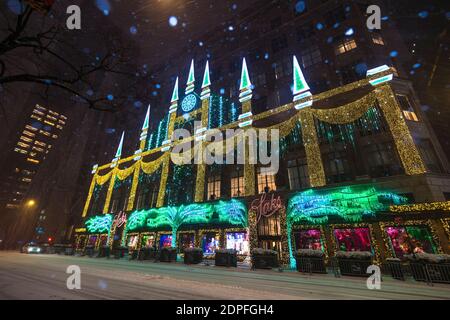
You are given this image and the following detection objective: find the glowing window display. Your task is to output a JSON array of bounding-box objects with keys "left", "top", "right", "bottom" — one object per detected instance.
[
  {"left": 202, "top": 233, "right": 220, "bottom": 254},
  {"left": 127, "top": 235, "right": 139, "bottom": 249},
  {"left": 179, "top": 233, "right": 195, "bottom": 249},
  {"left": 159, "top": 234, "right": 172, "bottom": 248},
  {"left": 333, "top": 228, "right": 372, "bottom": 252},
  {"left": 294, "top": 229, "right": 323, "bottom": 251},
  {"left": 385, "top": 226, "right": 437, "bottom": 258},
  {"left": 141, "top": 234, "right": 155, "bottom": 248},
  {"left": 88, "top": 235, "right": 97, "bottom": 246},
  {"left": 99, "top": 235, "right": 108, "bottom": 247},
  {"left": 226, "top": 232, "right": 249, "bottom": 255}
]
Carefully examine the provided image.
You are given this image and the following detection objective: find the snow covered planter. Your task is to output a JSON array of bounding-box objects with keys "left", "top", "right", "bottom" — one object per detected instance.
[
  {"left": 295, "top": 249, "right": 326, "bottom": 273},
  {"left": 215, "top": 249, "right": 237, "bottom": 267},
  {"left": 251, "top": 248, "right": 279, "bottom": 269},
  {"left": 184, "top": 248, "right": 203, "bottom": 264},
  {"left": 159, "top": 247, "right": 177, "bottom": 262},
  {"left": 335, "top": 251, "right": 373, "bottom": 277},
  {"left": 405, "top": 253, "right": 450, "bottom": 283}
]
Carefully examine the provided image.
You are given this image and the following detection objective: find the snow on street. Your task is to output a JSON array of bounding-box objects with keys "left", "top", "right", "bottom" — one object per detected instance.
[{"left": 1, "top": 252, "right": 449, "bottom": 300}]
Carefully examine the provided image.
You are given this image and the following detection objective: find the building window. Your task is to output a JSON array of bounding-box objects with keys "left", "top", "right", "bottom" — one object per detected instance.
[
  {"left": 230, "top": 170, "right": 244, "bottom": 197},
  {"left": 384, "top": 225, "right": 437, "bottom": 258},
  {"left": 257, "top": 169, "right": 276, "bottom": 194},
  {"left": 323, "top": 150, "right": 352, "bottom": 183},
  {"left": 371, "top": 33, "right": 385, "bottom": 45},
  {"left": 271, "top": 35, "right": 288, "bottom": 53},
  {"left": 403, "top": 110, "right": 419, "bottom": 122},
  {"left": 258, "top": 214, "right": 281, "bottom": 236},
  {"left": 396, "top": 94, "right": 413, "bottom": 111},
  {"left": 287, "top": 159, "right": 309, "bottom": 190},
  {"left": 364, "top": 142, "right": 401, "bottom": 178},
  {"left": 334, "top": 38, "right": 357, "bottom": 55},
  {"left": 207, "top": 175, "right": 221, "bottom": 200},
  {"left": 417, "top": 139, "right": 441, "bottom": 173},
  {"left": 301, "top": 45, "right": 322, "bottom": 68}
]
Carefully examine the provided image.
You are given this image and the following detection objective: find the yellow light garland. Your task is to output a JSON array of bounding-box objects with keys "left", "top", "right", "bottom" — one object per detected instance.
[
  {"left": 375, "top": 85, "right": 426, "bottom": 175},
  {"left": 390, "top": 200, "right": 450, "bottom": 212},
  {"left": 126, "top": 161, "right": 141, "bottom": 211},
  {"left": 311, "top": 92, "right": 377, "bottom": 124},
  {"left": 82, "top": 176, "right": 97, "bottom": 217}
]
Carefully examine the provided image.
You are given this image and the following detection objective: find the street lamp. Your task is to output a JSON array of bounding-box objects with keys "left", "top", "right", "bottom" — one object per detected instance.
[{"left": 26, "top": 199, "right": 36, "bottom": 208}]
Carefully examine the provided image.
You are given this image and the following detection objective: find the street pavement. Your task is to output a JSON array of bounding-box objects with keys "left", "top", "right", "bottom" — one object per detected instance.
[{"left": 1, "top": 251, "right": 449, "bottom": 300}]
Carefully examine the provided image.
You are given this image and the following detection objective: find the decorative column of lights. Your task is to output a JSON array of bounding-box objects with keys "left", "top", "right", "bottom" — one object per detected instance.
[
  {"left": 194, "top": 60, "right": 211, "bottom": 202},
  {"left": 102, "top": 132, "right": 124, "bottom": 213},
  {"left": 292, "top": 57, "right": 326, "bottom": 187},
  {"left": 157, "top": 78, "right": 178, "bottom": 207},
  {"left": 126, "top": 106, "right": 151, "bottom": 211},
  {"left": 238, "top": 58, "right": 256, "bottom": 196},
  {"left": 81, "top": 164, "right": 98, "bottom": 217},
  {"left": 248, "top": 209, "right": 258, "bottom": 265},
  {"left": 292, "top": 55, "right": 313, "bottom": 110},
  {"left": 365, "top": 66, "right": 426, "bottom": 175},
  {"left": 279, "top": 207, "right": 290, "bottom": 267},
  {"left": 298, "top": 108, "right": 326, "bottom": 187}
]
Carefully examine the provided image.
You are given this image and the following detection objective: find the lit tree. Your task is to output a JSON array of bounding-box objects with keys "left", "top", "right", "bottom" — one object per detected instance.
[{"left": 147, "top": 204, "right": 213, "bottom": 247}]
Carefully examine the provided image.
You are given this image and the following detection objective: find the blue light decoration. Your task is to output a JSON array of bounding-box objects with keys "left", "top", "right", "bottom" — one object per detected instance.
[
  {"left": 181, "top": 93, "right": 198, "bottom": 113},
  {"left": 85, "top": 214, "right": 113, "bottom": 234},
  {"left": 286, "top": 187, "right": 407, "bottom": 268}
]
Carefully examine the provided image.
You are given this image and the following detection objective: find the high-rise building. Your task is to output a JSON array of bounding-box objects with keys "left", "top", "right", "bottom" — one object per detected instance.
[{"left": 0, "top": 104, "right": 67, "bottom": 210}]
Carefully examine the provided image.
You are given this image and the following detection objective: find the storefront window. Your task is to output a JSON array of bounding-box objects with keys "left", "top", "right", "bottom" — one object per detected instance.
[
  {"left": 127, "top": 235, "right": 139, "bottom": 250},
  {"left": 226, "top": 232, "right": 249, "bottom": 255},
  {"left": 333, "top": 228, "right": 372, "bottom": 252},
  {"left": 99, "top": 235, "right": 108, "bottom": 247},
  {"left": 159, "top": 234, "right": 173, "bottom": 248},
  {"left": 202, "top": 233, "right": 220, "bottom": 254},
  {"left": 294, "top": 229, "right": 323, "bottom": 251},
  {"left": 385, "top": 226, "right": 437, "bottom": 258},
  {"left": 141, "top": 234, "right": 155, "bottom": 248},
  {"left": 88, "top": 235, "right": 97, "bottom": 246},
  {"left": 179, "top": 233, "right": 195, "bottom": 249}
]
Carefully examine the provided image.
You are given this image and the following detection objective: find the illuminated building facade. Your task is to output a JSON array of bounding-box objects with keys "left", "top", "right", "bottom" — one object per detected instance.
[{"left": 75, "top": 56, "right": 450, "bottom": 267}]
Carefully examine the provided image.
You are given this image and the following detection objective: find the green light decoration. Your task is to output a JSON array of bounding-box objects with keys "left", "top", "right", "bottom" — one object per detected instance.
[
  {"left": 286, "top": 187, "right": 407, "bottom": 268},
  {"left": 171, "top": 77, "right": 179, "bottom": 103},
  {"left": 239, "top": 58, "right": 252, "bottom": 91},
  {"left": 287, "top": 187, "right": 407, "bottom": 225},
  {"left": 125, "top": 199, "right": 248, "bottom": 247},
  {"left": 201, "top": 60, "right": 211, "bottom": 88},
  {"left": 214, "top": 199, "right": 248, "bottom": 226},
  {"left": 114, "top": 131, "right": 125, "bottom": 159},
  {"left": 147, "top": 204, "right": 213, "bottom": 247},
  {"left": 85, "top": 214, "right": 113, "bottom": 234},
  {"left": 142, "top": 104, "right": 150, "bottom": 131},
  {"left": 125, "top": 210, "right": 148, "bottom": 232},
  {"left": 187, "top": 59, "right": 195, "bottom": 85},
  {"left": 293, "top": 55, "right": 310, "bottom": 95}
]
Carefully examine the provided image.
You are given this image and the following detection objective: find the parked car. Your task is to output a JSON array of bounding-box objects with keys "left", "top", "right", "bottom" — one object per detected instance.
[{"left": 21, "top": 242, "right": 43, "bottom": 254}]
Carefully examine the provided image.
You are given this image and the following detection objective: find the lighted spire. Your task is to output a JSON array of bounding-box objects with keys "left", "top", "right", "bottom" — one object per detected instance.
[
  {"left": 239, "top": 58, "right": 252, "bottom": 91},
  {"left": 142, "top": 104, "right": 150, "bottom": 131},
  {"left": 293, "top": 55, "right": 310, "bottom": 95},
  {"left": 170, "top": 77, "right": 179, "bottom": 103},
  {"left": 115, "top": 131, "right": 125, "bottom": 159},
  {"left": 185, "top": 60, "right": 195, "bottom": 94},
  {"left": 187, "top": 59, "right": 195, "bottom": 85},
  {"left": 201, "top": 60, "right": 210, "bottom": 88},
  {"left": 292, "top": 55, "right": 313, "bottom": 110}
]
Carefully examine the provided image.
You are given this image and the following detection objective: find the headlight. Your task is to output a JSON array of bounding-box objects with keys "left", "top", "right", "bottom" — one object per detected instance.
[
  {"left": 27, "top": 247, "right": 33, "bottom": 253},
  {"left": 37, "top": 248, "right": 41, "bottom": 252}
]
